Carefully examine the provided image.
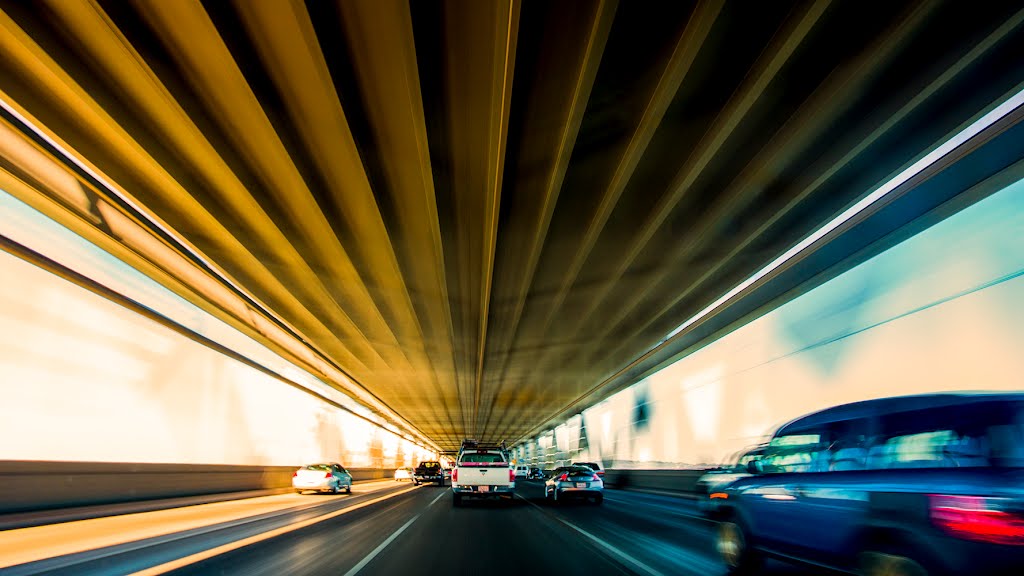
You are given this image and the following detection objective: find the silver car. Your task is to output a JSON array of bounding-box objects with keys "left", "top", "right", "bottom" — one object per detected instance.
[
  {"left": 293, "top": 463, "right": 353, "bottom": 494},
  {"left": 544, "top": 465, "right": 603, "bottom": 504}
]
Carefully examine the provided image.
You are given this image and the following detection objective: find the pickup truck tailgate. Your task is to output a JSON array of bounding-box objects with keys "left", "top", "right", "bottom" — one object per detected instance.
[{"left": 456, "top": 464, "right": 511, "bottom": 486}]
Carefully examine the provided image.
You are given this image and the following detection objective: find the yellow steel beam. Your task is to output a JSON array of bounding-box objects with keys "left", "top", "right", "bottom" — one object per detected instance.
[
  {"left": 599, "top": 1, "right": 1014, "bottom": 364},
  {"left": 528, "top": 0, "right": 724, "bottom": 348},
  {"left": 506, "top": 0, "right": 724, "bottom": 438},
  {"left": 131, "top": 0, "right": 415, "bottom": 371},
  {"left": 590, "top": 1, "right": 935, "bottom": 355},
  {"left": 481, "top": 0, "right": 618, "bottom": 441},
  {"left": 0, "top": 2, "right": 440, "bottom": 450},
  {"left": 437, "top": 0, "right": 520, "bottom": 437},
  {"left": 335, "top": 0, "right": 461, "bottom": 447}
]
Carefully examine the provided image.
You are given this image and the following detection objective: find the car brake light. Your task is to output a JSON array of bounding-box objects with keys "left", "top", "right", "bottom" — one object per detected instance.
[
  {"left": 930, "top": 495, "right": 1024, "bottom": 545},
  {"left": 292, "top": 471, "right": 298, "bottom": 477},
  {"left": 324, "top": 472, "right": 332, "bottom": 479},
  {"left": 591, "top": 474, "right": 600, "bottom": 481},
  {"left": 558, "top": 473, "right": 569, "bottom": 481},
  {"left": 453, "top": 468, "right": 457, "bottom": 482}
]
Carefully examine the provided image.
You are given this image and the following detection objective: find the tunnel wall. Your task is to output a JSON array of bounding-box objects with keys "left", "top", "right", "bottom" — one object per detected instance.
[
  {"left": 0, "top": 190, "right": 432, "bottom": 485},
  {"left": 0, "top": 461, "right": 399, "bottom": 514},
  {"left": 517, "top": 170, "right": 1024, "bottom": 469}
]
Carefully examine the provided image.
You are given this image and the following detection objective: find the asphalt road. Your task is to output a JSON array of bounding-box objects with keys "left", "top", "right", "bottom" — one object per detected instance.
[
  {"left": 2, "top": 481, "right": 815, "bottom": 576},
  {"left": 168, "top": 481, "right": 813, "bottom": 576}
]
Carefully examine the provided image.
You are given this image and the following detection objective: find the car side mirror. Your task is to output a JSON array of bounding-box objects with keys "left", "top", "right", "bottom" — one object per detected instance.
[{"left": 746, "top": 460, "right": 761, "bottom": 475}]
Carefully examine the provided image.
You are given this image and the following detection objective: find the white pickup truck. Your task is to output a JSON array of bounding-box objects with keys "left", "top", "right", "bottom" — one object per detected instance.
[{"left": 451, "top": 445, "right": 514, "bottom": 506}]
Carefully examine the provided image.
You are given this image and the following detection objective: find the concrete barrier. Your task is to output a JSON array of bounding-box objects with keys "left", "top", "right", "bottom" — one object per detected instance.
[{"left": 0, "top": 460, "right": 397, "bottom": 514}]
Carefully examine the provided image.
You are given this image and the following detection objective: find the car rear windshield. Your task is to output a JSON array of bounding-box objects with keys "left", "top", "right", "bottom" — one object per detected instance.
[
  {"left": 555, "top": 466, "right": 595, "bottom": 475},
  {"left": 418, "top": 462, "right": 440, "bottom": 468},
  {"left": 460, "top": 453, "right": 506, "bottom": 464},
  {"left": 302, "top": 464, "right": 331, "bottom": 471}
]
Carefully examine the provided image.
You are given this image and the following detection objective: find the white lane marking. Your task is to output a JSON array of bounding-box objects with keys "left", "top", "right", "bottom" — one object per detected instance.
[
  {"left": 516, "top": 495, "right": 665, "bottom": 576},
  {"left": 342, "top": 490, "right": 447, "bottom": 576},
  {"left": 129, "top": 485, "right": 422, "bottom": 575}
]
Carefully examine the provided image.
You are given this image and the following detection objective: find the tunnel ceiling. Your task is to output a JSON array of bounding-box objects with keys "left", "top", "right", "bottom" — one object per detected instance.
[{"left": 1, "top": 1, "right": 1023, "bottom": 452}]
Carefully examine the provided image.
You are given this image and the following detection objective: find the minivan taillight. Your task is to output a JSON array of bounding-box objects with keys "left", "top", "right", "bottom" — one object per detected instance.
[{"left": 930, "top": 495, "right": 1024, "bottom": 545}]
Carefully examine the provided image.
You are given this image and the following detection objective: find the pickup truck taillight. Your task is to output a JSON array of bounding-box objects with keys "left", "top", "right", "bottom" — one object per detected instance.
[
  {"left": 509, "top": 469, "right": 515, "bottom": 482},
  {"left": 930, "top": 495, "right": 1024, "bottom": 545},
  {"left": 452, "top": 468, "right": 457, "bottom": 482}
]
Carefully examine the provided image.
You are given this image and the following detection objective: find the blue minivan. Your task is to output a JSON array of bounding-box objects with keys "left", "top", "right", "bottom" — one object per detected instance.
[{"left": 715, "top": 393, "right": 1024, "bottom": 575}]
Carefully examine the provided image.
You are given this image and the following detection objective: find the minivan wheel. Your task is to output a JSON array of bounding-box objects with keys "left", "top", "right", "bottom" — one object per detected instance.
[
  {"left": 717, "top": 521, "right": 761, "bottom": 574},
  {"left": 859, "top": 551, "right": 928, "bottom": 576}
]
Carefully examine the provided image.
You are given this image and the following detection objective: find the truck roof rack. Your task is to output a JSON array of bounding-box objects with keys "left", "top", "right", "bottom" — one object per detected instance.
[{"left": 459, "top": 438, "right": 508, "bottom": 455}]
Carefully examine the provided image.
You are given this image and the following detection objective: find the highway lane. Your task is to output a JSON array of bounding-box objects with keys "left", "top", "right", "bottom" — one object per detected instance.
[
  {"left": 0, "top": 480, "right": 418, "bottom": 576},
  {"left": 165, "top": 481, "right": 813, "bottom": 576},
  {"left": 540, "top": 487, "right": 812, "bottom": 576},
  {"left": 168, "top": 483, "right": 631, "bottom": 576},
  {"left": 1, "top": 480, "right": 815, "bottom": 576}
]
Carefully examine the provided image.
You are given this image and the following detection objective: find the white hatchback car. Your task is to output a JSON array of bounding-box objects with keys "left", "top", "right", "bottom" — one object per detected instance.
[{"left": 293, "top": 463, "right": 352, "bottom": 494}]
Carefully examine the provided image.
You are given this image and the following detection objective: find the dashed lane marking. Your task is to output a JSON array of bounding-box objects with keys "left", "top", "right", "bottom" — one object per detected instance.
[
  {"left": 342, "top": 489, "right": 447, "bottom": 576},
  {"left": 129, "top": 485, "right": 422, "bottom": 575},
  {"left": 516, "top": 495, "right": 666, "bottom": 576}
]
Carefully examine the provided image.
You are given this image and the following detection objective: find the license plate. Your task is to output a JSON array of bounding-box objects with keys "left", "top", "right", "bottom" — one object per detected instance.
[
  {"left": 479, "top": 485, "right": 490, "bottom": 493},
  {"left": 575, "top": 482, "right": 587, "bottom": 488}
]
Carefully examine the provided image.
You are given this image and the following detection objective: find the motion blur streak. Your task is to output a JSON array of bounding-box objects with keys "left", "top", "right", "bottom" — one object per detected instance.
[
  {"left": 0, "top": 480, "right": 402, "bottom": 570},
  {"left": 162, "top": 482, "right": 789, "bottom": 576},
  {"left": 513, "top": 174, "right": 1024, "bottom": 469},
  {"left": 128, "top": 484, "right": 420, "bottom": 576}
]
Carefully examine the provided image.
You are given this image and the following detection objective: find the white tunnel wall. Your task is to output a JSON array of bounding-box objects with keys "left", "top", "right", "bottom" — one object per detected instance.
[
  {"left": 518, "top": 175, "right": 1024, "bottom": 469},
  {"left": 0, "top": 191, "right": 434, "bottom": 469}
]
